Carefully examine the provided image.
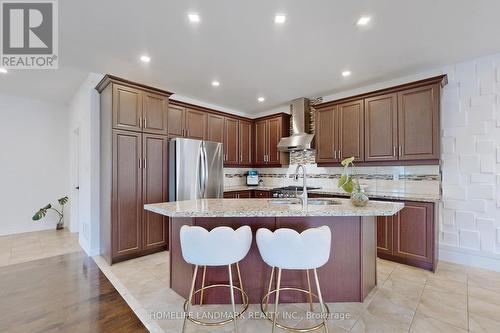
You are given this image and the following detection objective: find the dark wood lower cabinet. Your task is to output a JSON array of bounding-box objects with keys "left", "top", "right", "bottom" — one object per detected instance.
[
  {"left": 377, "top": 201, "right": 436, "bottom": 271},
  {"left": 310, "top": 193, "right": 437, "bottom": 271},
  {"left": 223, "top": 190, "right": 271, "bottom": 199}
]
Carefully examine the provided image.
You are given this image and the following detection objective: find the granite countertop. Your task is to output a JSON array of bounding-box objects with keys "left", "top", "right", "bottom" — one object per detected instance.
[
  {"left": 223, "top": 186, "right": 440, "bottom": 203},
  {"left": 144, "top": 198, "right": 404, "bottom": 218}
]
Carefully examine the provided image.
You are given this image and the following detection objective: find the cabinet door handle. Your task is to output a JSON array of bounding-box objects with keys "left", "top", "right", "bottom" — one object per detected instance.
[
  {"left": 399, "top": 146, "right": 402, "bottom": 157},
  {"left": 139, "top": 158, "right": 142, "bottom": 169},
  {"left": 334, "top": 149, "right": 337, "bottom": 159},
  {"left": 240, "top": 154, "right": 243, "bottom": 163},
  {"left": 144, "top": 157, "right": 147, "bottom": 169},
  {"left": 139, "top": 117, "right": 142, "bottom": 128},
  {"left": 144, "top": 117, "right": 147, "bottom": 129},
  {"left": 339, "top": 150, "right": 342, "bottom": 159},
  {"left": 393, "top": 146, "right": 396, "bottom": 157}
]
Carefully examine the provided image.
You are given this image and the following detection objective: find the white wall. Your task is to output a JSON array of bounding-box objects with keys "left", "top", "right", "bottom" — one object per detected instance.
[
  {"left": 67, "top": 73, "right": 103, "bottom": 256},
  {"left": 0, "top": 94, "right": 69, "bottom": 235},
  {"left": 439, "top": 54, "right": 500, "bottom": 271}
]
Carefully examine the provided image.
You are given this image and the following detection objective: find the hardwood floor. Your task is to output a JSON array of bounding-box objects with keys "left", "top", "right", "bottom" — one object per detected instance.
[{"left": 0, "top": 251, "right": 147, "bottom": 333}]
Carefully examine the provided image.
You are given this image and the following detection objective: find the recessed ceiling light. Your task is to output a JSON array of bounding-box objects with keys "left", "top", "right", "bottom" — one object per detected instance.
[
  {"left": 356, "top": 16, "right": 371, "bottom": 26},
  {"left": 211, "top": 80, "right": 220, "bottom": 87},
  {"left": 274, "top": 14, "right": 286, "bottom": 24},
  {"left": 0, "top": 68, "right": 7, "bottom": 74},
  {"left": 258, "top": 97, "right": 265, "bottom": 102},
  {"left": 188, "top": 13, "right": 200, "bottom": 23},
  {"left": 140, "top": 55, "right": 151, "bottom": 63},
  {"left": 342, "top": 70, "right": 351, "bottom": 77}
]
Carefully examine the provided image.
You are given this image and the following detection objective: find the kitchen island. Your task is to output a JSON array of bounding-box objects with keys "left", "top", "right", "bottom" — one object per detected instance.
[{"left": 145, "top": 198, "right": 403, "bottom": 304}]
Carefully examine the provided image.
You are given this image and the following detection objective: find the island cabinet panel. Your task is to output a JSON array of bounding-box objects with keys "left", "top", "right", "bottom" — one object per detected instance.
[
  {"left": 239, "top": 120, "right": 252, "bottom": 165},
  {"left": 224, "top": 117, "right": 240, "bottom": 165},
  {"left": 398, "top": 84, "right": 440, "bottom": 160},
  {"left": 338, "top": 99, "right": 364, "bottom": 161},
  {"left": 112, "top": 130, "right": 143, "bottom": 258},
  {"left": 142, "top": 92, "right": 168, "bottom": 135},
  {"left": 254, "top": 190, "right": 271, "bottom": 198},
  {"left": 142, "top": 134, "right": 169, "bottom": 250},
  {"left": 113, "top": 84, "right": 143, "bottom": 132},
  {"left": 207, "top": 114, "right": 225, "bottom": 143},
  {"left": 315, "top": 106, "right": 337, "bottom": 163},
  {"left": 167, "top": 104, "right": 185, "bottom": 138},
  {"left": 364, "top": 93, "right": 398, "bottom": 162},
  {"left": 185, "top": 108, "right": 207, "bottom": 140},
  {"left": 169, "top": 216, "right": 375, "bottom": 304}
]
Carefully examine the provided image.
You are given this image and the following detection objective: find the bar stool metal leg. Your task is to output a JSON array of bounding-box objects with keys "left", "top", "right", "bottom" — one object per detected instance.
[
  {"left": 306, "top": 269, "right": 314, "bottom": 312},
  {"left": 182, "top": 265, "right": 198, "bottom": 333},
  {"left": 272, "top": 268, "right": 282, "bottom": 333},
  {"left": 236, "top": 262, "right": 246, "bottom": 304},
  {"left": 264, "top": 267, "right": 275, "bottom": 312},
  {"left": 313, "top": 269, "right": 328, "bottom": 333},
  {"left": 199, "top": 266, "right": 207, "bottom": 305},
  {"left": 228, "top": 264, "right": 238, "bottom": 333}
]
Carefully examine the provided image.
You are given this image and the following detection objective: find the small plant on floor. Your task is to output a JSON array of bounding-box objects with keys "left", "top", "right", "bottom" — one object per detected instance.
[{"left": 32, "top": 196, "right": 69, "bottom": 230}]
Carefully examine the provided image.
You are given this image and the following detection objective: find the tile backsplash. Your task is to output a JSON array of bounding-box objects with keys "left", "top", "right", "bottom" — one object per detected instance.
[{"left": 224, "top": 164, "right": 441, "bottom": 196}]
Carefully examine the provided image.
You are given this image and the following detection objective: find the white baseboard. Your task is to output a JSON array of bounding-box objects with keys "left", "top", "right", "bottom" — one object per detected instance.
[{"left": 439, "top": 246, "right": 500, "bottom": 272}]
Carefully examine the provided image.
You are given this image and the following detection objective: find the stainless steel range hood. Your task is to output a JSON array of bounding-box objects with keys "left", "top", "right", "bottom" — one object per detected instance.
[{"left": 277, "top": 98, "right": 314, "bottom": 151}]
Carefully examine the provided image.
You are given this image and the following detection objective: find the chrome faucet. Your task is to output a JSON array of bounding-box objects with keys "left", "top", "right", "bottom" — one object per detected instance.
[{"left": 293, "top": 164, "right": 308, "bottom": 209}]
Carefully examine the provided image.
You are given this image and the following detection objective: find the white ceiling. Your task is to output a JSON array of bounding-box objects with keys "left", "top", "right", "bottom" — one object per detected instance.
[{"left": 1, "top": 0, "right": 500, "bottom": 114}]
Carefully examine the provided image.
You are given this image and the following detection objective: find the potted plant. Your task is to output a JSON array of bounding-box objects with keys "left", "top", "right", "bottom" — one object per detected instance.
[
  {"left": 32, "top": 196, "right": 69, "bottom": 230},
  {"left": 338, "top": 157, "right": 369, "bottom": 207}
]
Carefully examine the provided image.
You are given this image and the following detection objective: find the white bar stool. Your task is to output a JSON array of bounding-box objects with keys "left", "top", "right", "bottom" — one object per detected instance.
[
  {"left": 180, "top": 225, "right": 252, "bottom": 333},
  {"left": 256, "top": 226, "right": 332, "bottom": 333}
]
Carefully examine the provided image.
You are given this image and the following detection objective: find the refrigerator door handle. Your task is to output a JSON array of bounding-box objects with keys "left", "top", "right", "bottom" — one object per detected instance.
[
  {"left": 203, "top": 144, "right": 209, "bottom": 198},
  {"left": 198, "top": 145, "right": 205, "bottom": 198}
]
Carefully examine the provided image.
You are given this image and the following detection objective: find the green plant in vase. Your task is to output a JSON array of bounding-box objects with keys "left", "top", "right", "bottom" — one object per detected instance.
[
  {"left": 338, "top": 157, "right": 369, "bottom": 207},
  {"left": 32, "top": 196, "right": 69, "bottom": 230}
]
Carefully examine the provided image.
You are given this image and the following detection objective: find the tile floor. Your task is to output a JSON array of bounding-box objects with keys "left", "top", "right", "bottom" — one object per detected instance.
[
  {"left": 0, "top": 229, "right": 80, "bottom": 267},
  {"left": 94, "top": 251, "right": 500, "bottom": 333}
]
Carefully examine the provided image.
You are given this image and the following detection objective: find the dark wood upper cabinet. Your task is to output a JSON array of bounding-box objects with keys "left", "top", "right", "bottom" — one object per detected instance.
[
  {"left": 239, "top": 120, "right": 252, "bottom": 165},
  {"left": 267, "top": 117, "right": 282, "bottom": 165},
  {"left": 315, "top": 107, "right": 337, "bottom": 163},
  {"left": 338, "top": 100, "right": 364, "bottom": 162},
  {"left": 393, "top": 202, "right": 434, "bottom": 264},
  {"left": 142, "top": 134, "right": 168, "bottom": 250},
  {"left": 185, "top": 108, "right": 207, "bottom": 140},
  {"left": 224, "top": 117, "right": 239, "bottom": 165},
  {"left": 112, "top": 130, "right": 143, "bottom": 258},
  {"left": 398, "top": 84, "right": 439, "bottom": 160},
  {"left": 313, "top": 76, "right": 445, "bottom": 165},
  {"left": 253, "top": 115, "right": 290, "bottom": 166},
  {"left": 167, "top": 104, "right": 185, "bottom": 138},
  {"left": 364, "top": 93, "right": 398, "bottom": 162},
  {"left": 142, "top": 92, "right": 168, "bottom": 135},
  {"left": 254, "top": 119, "right": 267, "bottom": 165},
  {"left": 113, "top": 84, "right": 143, "bottom": 132},
  {"left": 207, "top": 114, "right": 225, "bottom": 143}
]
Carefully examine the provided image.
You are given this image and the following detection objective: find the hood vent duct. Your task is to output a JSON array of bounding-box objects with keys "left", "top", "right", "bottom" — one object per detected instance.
[{"left": 277, "top": 98, "right": 314, "bottom": 151}]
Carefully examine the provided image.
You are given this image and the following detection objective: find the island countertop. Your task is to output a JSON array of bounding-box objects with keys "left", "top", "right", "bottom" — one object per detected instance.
[{"left": 144, "top": 198, "right": 404, "bottom": 218}]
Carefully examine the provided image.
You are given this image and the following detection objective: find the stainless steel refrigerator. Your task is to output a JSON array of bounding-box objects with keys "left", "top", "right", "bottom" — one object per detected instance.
[{"left": 169, "top": 138, "right": 224, "bottom": 201}]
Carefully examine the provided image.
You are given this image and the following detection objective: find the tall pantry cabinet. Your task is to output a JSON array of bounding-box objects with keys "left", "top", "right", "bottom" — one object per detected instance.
[{"left": 97, "top": 75, "right": 172, "bottom": 264}]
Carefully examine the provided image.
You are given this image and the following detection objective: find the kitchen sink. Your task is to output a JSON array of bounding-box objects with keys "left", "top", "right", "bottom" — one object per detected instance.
[{"left": 268, "top": 198, "right": 342, "bottom": 206}]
